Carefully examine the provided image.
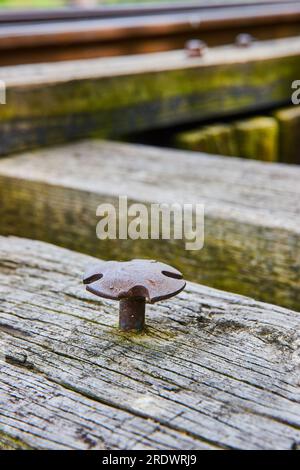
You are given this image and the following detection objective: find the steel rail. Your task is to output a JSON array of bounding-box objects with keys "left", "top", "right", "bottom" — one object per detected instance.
[
  {"left": 0, "top": 1, "right": 299, "bottom": 23},
  {"left": 1, "top": 1, "right": 300, "bottom": 65}
]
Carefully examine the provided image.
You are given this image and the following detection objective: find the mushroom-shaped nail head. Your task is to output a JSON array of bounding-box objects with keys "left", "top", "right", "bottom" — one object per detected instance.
[
  {"left": 185, "top": 39, "right": 207, "bottom": 57},
  {"left": 235, "top": 33, "right": 254, "bottom": 47},
  {"left": 83, "top": 259, "right": 186, "bottom": 332}
]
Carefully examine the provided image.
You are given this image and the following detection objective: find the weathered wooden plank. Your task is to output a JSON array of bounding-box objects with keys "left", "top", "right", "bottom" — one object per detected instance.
[
  {"left": 0, "top": 140, "right": 299, "bottom": 311},
  {"left": 1, "top": 36, "right": 300, "bottom": 154},
  {"left": 174, "top": 116, "right": 279, "bottom": 161},
  {"left": 0, "top": 236, "right": 299, "bottom": 450},
  {"left": 234, "top": 116, "right": 279, "bottom": 162},
  {"left": 273, "top": 106, "right": 300, "bottom": 164},
  {"left": 175, "top": 124, "right": 238, "bottom": 157}
]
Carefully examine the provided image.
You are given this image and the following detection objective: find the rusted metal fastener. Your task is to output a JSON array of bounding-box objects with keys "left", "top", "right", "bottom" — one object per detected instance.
[
  {"left": 83, "top": 259, "right": 186, "bottom": 332},
  {"left": 235, "top": 33, "right": 255, "bottom": 48},
  {"left": 185, "top": 39, "right": 207, "bottom": 58}
]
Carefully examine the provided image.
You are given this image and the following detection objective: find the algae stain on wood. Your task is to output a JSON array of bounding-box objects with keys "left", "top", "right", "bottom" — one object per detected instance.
[
  {"left": 234, "top": 116, "right": 279, "bottom": 161},
  {"left": 0, "top": 431, "right": 32, "bottom": 450},
  {"left": 174, "top": 116, "right": 279, "bottom": 162},
  {"left": 1, "top": 53, "right": 300, "bottom": 154},
  {"left": 273, "top": 105, "right": 300, "bottom": 164}
]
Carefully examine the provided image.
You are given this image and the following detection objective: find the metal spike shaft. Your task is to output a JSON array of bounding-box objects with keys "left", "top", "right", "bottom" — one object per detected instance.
[{"left": 119, "top": 298, "right": 145, "bottom": 332}]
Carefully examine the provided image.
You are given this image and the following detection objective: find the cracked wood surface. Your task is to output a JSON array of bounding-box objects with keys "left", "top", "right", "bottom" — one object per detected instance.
[
  {"left": 0, "top": 236, "right": 299, "bottom": 450},
  {"left": 0, "top": 140, "right": 299, "bottom": 310}
]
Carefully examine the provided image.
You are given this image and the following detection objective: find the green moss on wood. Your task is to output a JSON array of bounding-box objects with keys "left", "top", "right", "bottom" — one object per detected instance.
[
  {"left": 174, "top": 116, "right": 279, "bottom": 162},
  {"left": 0, "top": 430, "right": 32, "bottom": 450},
  {"left": 175, "top": 124, "right": 238, "bottom": 156},
  {"left": 273, "top": 105, "right": 300, "bottom": 164},
  {"left": 0, "top": 54, "right": 300, "bottom": 154},
  {"left": 233, "top": 116, "right": 279, "bottom": 161},
  {"left": 2, "top": 55, "right": 295, "bottom": 122}
]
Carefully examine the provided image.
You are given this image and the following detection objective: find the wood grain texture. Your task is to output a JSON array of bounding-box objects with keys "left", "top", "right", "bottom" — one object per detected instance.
[
  {"left": 0, "top": 236, "right": 299, "bottom": 450},
  {"left": 0, "top": 139, "right": 299, "bottom": 311},
  {"left": 1, "top": 36, "right": 300, "bottom": 154}
]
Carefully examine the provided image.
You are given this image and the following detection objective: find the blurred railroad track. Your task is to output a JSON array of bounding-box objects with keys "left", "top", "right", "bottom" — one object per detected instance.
[{"left": 1, "top": 0, "right": 300, "bottom": 65}]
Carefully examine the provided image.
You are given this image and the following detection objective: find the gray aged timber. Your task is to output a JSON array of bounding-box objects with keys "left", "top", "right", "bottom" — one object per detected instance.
[
  {"left": 1, "top": 36, "right": 300, "bottom": 154},
  {"left": 0, "top": 236, "right": 299, "bottom": 450},
  {"left": 0, "top": 140, "right": 299, "bottom": 311}
]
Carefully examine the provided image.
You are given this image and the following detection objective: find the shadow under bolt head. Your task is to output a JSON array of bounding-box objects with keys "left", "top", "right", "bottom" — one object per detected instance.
[{"left": 83, "top": 259, "right": 186, "bottom": 332}]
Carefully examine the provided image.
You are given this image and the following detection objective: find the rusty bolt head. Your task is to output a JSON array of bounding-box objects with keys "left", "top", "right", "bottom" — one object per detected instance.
[
  {"left": 83, "top": 259, "right": 186, "bottom": 332},
  {"left": 185, "top": 39, "right": 207, "bottom": 58},
  {"left": 235, "top": 33, "right": 254, "bottom": 48}
]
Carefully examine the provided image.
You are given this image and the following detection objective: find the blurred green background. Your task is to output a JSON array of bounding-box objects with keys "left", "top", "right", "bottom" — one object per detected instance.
[
  {"left": 0, "top": 0, "right": 201, "bottom": 8},
  {"left": 0, "top": 0, "right": 183, "bottom": 7},
  {"left": 0, "top": 0, "right": 63, "bottom": 8},
  {"left": 0, "top": 1, "right": 265, "bottom": 9},
  {"left": 0, "top": 1, "right": 65, "bottom": 7},
  {"left": 0, "top": 1, "right": 166, "bottom": 7}
]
